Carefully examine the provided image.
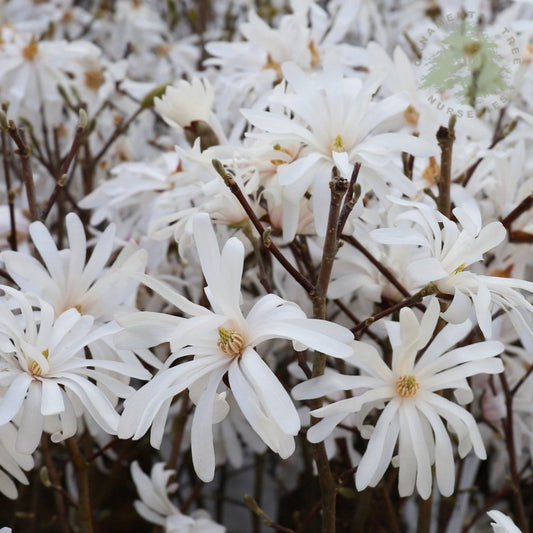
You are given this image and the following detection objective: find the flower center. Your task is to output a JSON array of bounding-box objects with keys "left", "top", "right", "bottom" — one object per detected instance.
[
  {"left": 452, "top": 262, "right": 466, "bottom": 275},
  {"left": 30, "top": 348, "right": 49, "bottom": 377},
  {"left": 22, "top": 36, "right": 39, "bottom": 61},
  {"left": 217, "top": 327, "right": 245, "bottom": 357},
  {"left": 404, "top": 105, "right": 420, "bottom": 126},
  {"left": 331, "top": 134, "right": 346, "bottom": 152},
  {"left": 396, "top": 375, "right": 420, "bottom": 398},
  {"left": 84, "top": 68, "right": 105, "bottom": 91}
]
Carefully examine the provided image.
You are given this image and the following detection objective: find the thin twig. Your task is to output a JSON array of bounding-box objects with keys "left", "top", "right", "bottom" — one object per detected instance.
[
  {"left": 499, "top": 373, "right": 529, "bottom": 533},
  {"left": 6, "top": 122, "right": 39, "bottom": 221},
  {"left": 213, "top": 159, "right": 314, "bottom": 293},
  {"left": 244, "top": 494, "right": 296, "bottom": 533},
  {"left": 66, "top": 437, "right": 94, "bottom": 533},
  {"left": 0, "top": 124, "right": 17, "bottom": 250},
  {"left": 309, "top": 167, "right": 349, "bottom": 533},
  {"left": 352, "top": 284, "right": 437, "bottom": 338},
  {"left": 436, "top": 115, "right": 456, "bottom": 218}
]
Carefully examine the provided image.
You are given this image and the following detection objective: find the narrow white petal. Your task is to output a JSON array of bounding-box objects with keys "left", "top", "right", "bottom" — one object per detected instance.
[
  {"left": 41, "top": 380, "right": 65, "bottom": 415},
  {"left": 0, "top": 373, "right": 33, "bottom": 426},
  {"left": 191, "top": 366, "right": 227, "bottom": 482},
  {"left": 17, "top": 382, "right": 44, "bottom": 454},
  {"left": 240, "top": 348, "right": 300, "bottom": 435},
  {"left": 356, "top": 400, "right": 400, "bottom": 491}
]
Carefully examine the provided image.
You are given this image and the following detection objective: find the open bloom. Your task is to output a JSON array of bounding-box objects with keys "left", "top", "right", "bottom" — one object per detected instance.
[
  {"left": 0, "top": 287, "right": 150, "bottom": 454},
  {"left": 154, "top": 78, "right": 226, "bottom": 148},
  {"left": 293, "top": 298, "right": 504, "bottom": 499},
  {"left": 1, "top": 212, "right": 146, "bottom": 321},
  {"left": 118, "top": 214, "right": 354, "bottom": 481},
  {"left": 242, "top": 61, "right": 435, "bottom": 239},
  {"left": 371, "top": 198, "right": 533, "bottom": 337}
]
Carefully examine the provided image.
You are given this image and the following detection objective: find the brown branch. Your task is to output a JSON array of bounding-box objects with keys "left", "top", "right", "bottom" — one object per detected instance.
[
  {"left": 352, "top": 284, "right": 437, "bottom": 338},
  {"left": 0, "top": 123, "right": 17, "bottom": 250},
  {"left": 501, "top": 194, "right": 533, "bottom": 230},
  {"left": 41, "top": 113, "right": 87, "bottom": 221},
  {"left": 499, "top": 373, "right": 529, "bottom": 533},
  {"left": 310, "top": 167, "right": 349, "bottom": 533},
  {"left": 337, "top": 162, "right": 361, "bottom": 237},
  {"left": 213, "top": 159, "right": 314, "bottom": 294},
  {"left": 66, "top": 437, "right": 94, "bottom": 533},
  {"left": 244, "top": 495, "right": 296, "bottom": 533},
  {"left": 5, "top": 121, "right": 39, "bottom": 221},
  {"left": 341, "top": 234, "right": 412, "bottom": 299},
  {"left": 436, "top": 115, "right": 456, "bottom": 218}
]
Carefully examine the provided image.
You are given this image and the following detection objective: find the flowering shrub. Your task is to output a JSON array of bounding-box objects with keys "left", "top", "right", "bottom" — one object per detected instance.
[{"left": 0, "top": 1, "right": 532, "bottom": 532}]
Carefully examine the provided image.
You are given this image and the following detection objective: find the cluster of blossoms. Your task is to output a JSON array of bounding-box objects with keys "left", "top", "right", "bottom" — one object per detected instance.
[{"left": 0, "top": 0, "right": 532, "bottom": 532}]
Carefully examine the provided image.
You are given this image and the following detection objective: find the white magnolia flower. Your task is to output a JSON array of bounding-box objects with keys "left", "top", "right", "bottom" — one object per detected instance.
[
  {"left": 0, "top": 29, "right": 101, "bottom": 125},
  {"left": 292, "top": 298, "right": 504, "bottom": 499},
  {"left": 154, "top": 78, "right": 226, "bottom": 145},
  {"left": 1, "top": 212, "right": 147, "bottom": 321},
  {"left": 118, "top": 214, "right": 354, "bottom": 481},
  {"left": 131, "top": 461, "right": 225, "bottom": 533},
  {"left": 0, "top": 287, "right": 150, "bottom": 454},
  {"left": 488, "top": 510, "right": 522, "bottom": 533},
  {"left": 371, "top": 198, "right": 533, "bottom": 337},
  {"left": 242, "top": 61, "right": 435, "bottom": 239}
]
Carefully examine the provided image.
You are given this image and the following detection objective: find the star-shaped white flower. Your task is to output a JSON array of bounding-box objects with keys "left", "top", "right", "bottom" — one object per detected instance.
[
  {"left": 118, "top": 214, "right": 354, "bottom": 481},
  {"left": 293, "top": 298, "right": 504, "bottom": 499},
  {"left": 0, "top": 287, "right": 150, "bottom": 454}
]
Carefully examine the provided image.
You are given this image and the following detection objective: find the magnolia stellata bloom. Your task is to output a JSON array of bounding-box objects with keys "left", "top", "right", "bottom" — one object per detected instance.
[
  {"left": 242, "top": 61, "right": 435, "bottom": 240},
  {"left": 131, "top": 461, "right": 226, "bottom": 532},
  {"left": 118, "top": 214, "right": 354, "bottom": 481},
  {"left": 154, "top": 78, "right": 226, "bottom": 148},
  {"left": 0, "top": 287, "right": 150, "bottom": 454},
  {"left": 371, "top": 198, "right": 533, "bottom": 337},
  {"left": 1, "top": 212, "right": 147, "bottom": 321},
  {"left": 292, "top": 298, "right": 504, "bottom": 499}
]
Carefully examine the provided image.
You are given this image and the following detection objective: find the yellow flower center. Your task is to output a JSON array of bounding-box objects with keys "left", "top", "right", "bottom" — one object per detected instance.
[
  {"left": 262, "top": 54, "right": 283, "bottom": 83},
  {"left": 217, "top": 327, "right": 245, "bottom": 357},
  {"left": 308, "top": 39, "right": 321, "bottom": 67},
  {"left": 22, "top": 36, "right": 39, "bottom": 61},
  {"left": 84, "top": 68, "right": 105, "bottom": 91},
  {"left": 404, "top": 105, "right": 420, "bottom": 126},
  {"left": 396, "top": 375, "right": 420, "bottom": 398},
  {"left": 331, "top": 134, "right": 345, "bottom": 152},
  {"left": 422, "top": 156, "right": 440, "bottom": 185},
  {"left": 30, "top": 348, "right": 49, "bottom": 377},
  {"left": 452, "top": 262, "right": 467, "bottom": 275}
]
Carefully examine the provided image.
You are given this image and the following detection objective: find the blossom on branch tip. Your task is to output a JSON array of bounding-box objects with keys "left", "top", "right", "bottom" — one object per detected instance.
[
  {"left": 292, "top": 298, "right": 504, "bottom": 499},
  {"left": 118, "top": 213, "right": 354, "bottom": 481}
]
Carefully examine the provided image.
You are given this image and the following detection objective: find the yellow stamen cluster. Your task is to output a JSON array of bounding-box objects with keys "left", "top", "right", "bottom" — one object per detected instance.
[
  {"left": 262, "top": 53, "right": 282, "bottom": 83},
  {"left": 396, "top": 375, "right": 420, "bottom": 398},
  {"left": 30, "top": 348, "right": 49, "bottom": 377},
  {"left": 404, "top": 104, "right": 420, "bottom": 126},
  {"left": 331, "top": 134, "right": 345, "bottom": 153},
  {"left": 452, "top": 262, "right": 467, "bottom": 275},
  {"left": 308, "top": 39, "right": 321, "bottom": 67},
  {"left": 217, "top": 327, "right": 245, "bottom": 357},
  {"left": 422, "top": 156, "right": 440, "bottom": 185},
  {"left": 84, "top": 68, "right": 105, "bottom": 91},
  {"left": 22, "top": 36, "right": 39, "bottom": 61},
  {"left": 270, "top": 143, "right": 293, "bottom": 166}
]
